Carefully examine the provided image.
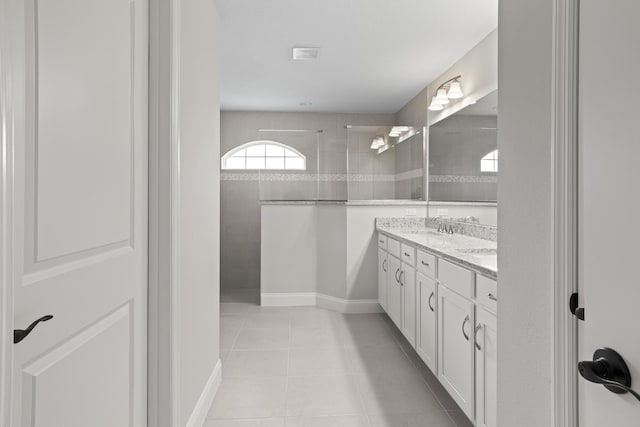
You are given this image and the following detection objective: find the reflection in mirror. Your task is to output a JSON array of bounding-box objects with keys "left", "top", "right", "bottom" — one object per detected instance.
[
  {"left": 347, "top": 125, "right": 424, "bottom": 201},
  {"left": 428, "top": 90, "right": 497, "bottom": 203}
]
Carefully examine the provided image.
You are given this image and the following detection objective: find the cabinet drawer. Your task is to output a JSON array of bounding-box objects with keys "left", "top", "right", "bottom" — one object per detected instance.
[
  {"left": 387, "top": 237, "right": 401, "bottom": 259},
  {"left": 401, "top": 243, "right": 416, "bottom": 266},
  {"left": 438, "top": 259, "right": 475, "bottom": 299},
  {"left": 476, "top": 275, "right": 497, "bottom": 313},
  {"left": 417, "top": 250, "right": 437, "bottom": 279},
  {"left": 378, "top": 233, "right": 387, "bottom": 250}
]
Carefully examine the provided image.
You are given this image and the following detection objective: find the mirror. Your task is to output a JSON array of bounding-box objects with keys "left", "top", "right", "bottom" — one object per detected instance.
[
  {"left": 347, "top": 125, "right": 424, "bottom": 201},
  {"left": 428, "top": 90, "right": 497, "bottom": 203}
]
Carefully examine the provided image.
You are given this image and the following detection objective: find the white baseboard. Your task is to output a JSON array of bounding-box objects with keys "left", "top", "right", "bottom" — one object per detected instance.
[
  {"left": 260, "top": 292, "right": 382, "bottom": 314},
  {"left": 316, "top": 293, "right": 383, "bottom": 314},
  {"left": 185, "top": 359, "right": 222, "bottom": 427},
  {"left": 260, "top": 292, "right": 316, "bottom": 307}
]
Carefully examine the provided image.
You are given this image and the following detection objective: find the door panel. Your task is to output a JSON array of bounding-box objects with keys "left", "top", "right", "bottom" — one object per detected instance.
[
  {"left": 578, "top": 1, "right": 640, "bottom": 425},
  {"left": 400, "top": 264, "right": 416, "bottom": 346},
  {"left": 387, "top": 255, "right": 402, "bottom": 328},
  {"left": 438, "top": 285, "right": 474, "bottom": 419},
  {"left": 417, "top": 272, "right": 437, "bottom": 373},
  {"left": 475, "top": 308, "right": 497, "bottom": 427},
  {"left": 378, "top": 248, "right": 388, "bottom": 311},
  {"left": 28, "top": 0, "right": 134, "bottom": 263},
  {"left": 9, "top": 0, "right": 148, "bottom": 425},
  {"left": 21, "top": 305, "right": 131, "bottom": 427}
]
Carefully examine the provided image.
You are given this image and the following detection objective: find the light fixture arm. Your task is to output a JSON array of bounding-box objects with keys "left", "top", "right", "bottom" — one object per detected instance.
[
  {"left": 435, "top": 75, "right": 462, "bottom": 92},
  {"left": 428, "top": 75, "right": 464, "bottom": 111}
]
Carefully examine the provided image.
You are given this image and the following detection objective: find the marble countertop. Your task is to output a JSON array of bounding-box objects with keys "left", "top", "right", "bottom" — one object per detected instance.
[
  {"left": 377, "top": 226, "right": 498, "bottom": 279},
  {"left": 261, "top": 200, "right": 428, "bottom": 206}
]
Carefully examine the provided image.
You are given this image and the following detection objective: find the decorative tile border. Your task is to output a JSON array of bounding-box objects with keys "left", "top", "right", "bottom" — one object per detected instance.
[
  {"left": 221, "top": 168, "right": 424, "bottom": 183},
  {"left": 429, "top": 175, "right": 497, "bottom": 184}
]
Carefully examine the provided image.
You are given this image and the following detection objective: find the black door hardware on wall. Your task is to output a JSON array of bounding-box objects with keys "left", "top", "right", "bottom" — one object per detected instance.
[
  {"left": 578, "top": 347, "right": 640, "bottom": 402},
  {"left": 569, "top": 292, "right": 585, "bottom": 320},
  {"left": 13, "top": 315, "right": 53, "bottom": 344}
]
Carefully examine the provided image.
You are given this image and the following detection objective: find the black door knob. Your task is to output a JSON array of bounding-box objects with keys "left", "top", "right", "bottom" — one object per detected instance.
[
  {"left": 578, "top": 347, "right": 640, "bottom": 402},
  {"left": 13, "top": 315, "right": 53, "bottom": 344}
]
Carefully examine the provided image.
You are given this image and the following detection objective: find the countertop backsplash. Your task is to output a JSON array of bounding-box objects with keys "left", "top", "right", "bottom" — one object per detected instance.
[{"left": 376, "top": 216, "right": 497, "bottom": 242}]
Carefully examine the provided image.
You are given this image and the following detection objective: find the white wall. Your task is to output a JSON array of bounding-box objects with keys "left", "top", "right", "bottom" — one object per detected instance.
[
  {"left": 261, "top": 203, "right": 427, "bottom": 303},
  {"left": 179, "top": 0, "right": 220, "bottom": 425},
  {"left": 345, "top": 205, "right": 428, "bottom": 299},
  {"left": 317, "top": 205, "right": 347, "bottom": 299},
  {"left": 497, "top": 1, "right": 554, "bottom": 426},
  {"left": 261, "top": 205, "right": 318, "bottom": 295}
]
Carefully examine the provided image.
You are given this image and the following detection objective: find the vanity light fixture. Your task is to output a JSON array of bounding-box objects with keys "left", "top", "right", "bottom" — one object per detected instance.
[
  {"left": 428, "top": 75, "right": 464, "bottom": 111},
  {"left": 388, "top": 126, "right": 410, "bottom": 138},
  {"left": 447, "top": 80, "right": 464, "bottom": 99},
  {"left": 434, "top": 89, "right": 450, "bottom": 105},
  {"left": 370, "top": 136, "right": 385, "bottom": 150}
]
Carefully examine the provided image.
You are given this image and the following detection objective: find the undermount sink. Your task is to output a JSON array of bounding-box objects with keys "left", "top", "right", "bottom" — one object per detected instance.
[{"left": 454, "top": 248, "right": 498, "bottom": 255}]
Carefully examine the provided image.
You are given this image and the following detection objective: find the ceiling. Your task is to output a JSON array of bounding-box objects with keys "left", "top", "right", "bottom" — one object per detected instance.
[{"left": 214, "top": 0, "right": 498, "bottom": 114}]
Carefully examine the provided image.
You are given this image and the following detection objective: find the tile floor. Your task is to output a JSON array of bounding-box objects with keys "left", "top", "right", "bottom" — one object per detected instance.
[{"left": 207, "top": 288, "right": 473, "bottom": 427}]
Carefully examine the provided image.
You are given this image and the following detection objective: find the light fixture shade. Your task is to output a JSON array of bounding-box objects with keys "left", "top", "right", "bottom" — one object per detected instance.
[
  {"left": 428, "top": 96, "right": 444, "bottom": 111},
  {"left": 370, "top": 136, "right": 385, "bottom": 149},
  {"left": 447, "top": 81, "right": 464, "bottom": 99},
  {"left": 434, "top": 88, "right": 450, "bottom": 105}
]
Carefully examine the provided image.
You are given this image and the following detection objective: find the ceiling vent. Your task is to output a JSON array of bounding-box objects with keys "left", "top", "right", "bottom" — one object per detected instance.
[{"left": 292, "top": 47, "right": 320, "bottom": 60}]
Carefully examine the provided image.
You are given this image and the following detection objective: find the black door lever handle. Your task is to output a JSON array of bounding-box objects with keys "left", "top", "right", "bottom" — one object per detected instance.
[
  {"left": 578, "top": 348, "right": 640, "bottom": 402},
  {"left": 13, "top": 315, "right": 53, "bottom": 344}
]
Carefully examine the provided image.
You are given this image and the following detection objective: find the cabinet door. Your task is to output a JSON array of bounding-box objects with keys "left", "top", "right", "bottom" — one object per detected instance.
[
  {"left": 475, "top": 308, "right": 497, "bottom": 427},
  {"left": 438, "top": 285, "right": 475, "bottom": 421},
  {"left": 378, "top": 248, "right": 388, "bottom": 310},
  {"left": 417, "top": 272, "right": 437, "bottom": 373},
  {"left": 386, "top": 255, "right": 402, "bottom": 328},
  {"left": 400, "top": 264, "right": 416, "bottom": 346}
]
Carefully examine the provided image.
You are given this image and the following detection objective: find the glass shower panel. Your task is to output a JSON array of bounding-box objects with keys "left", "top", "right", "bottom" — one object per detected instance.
[
  {"left": 258, "top": 130, "right": 320, "bottom": 201},
  {"left": 347, "top": 125, "right": 424, "bottom": 201}
]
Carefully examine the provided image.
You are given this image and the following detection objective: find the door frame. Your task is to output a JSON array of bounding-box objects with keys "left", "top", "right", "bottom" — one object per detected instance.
[
  {"left": 148, "top": 0, "right": 183, "bottom": 425},
  {"left": 552, "top": 0, "right": 579, "bottom": 426},
  {"left": 0, "top": 0, "right": 184, "bottom": 425},
  {"left": 0, "top": 0, "right": 17, "bottom": 423}
]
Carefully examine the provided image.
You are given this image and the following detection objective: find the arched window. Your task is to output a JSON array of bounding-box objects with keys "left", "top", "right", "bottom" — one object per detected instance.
[
  {"left": 221, "top": 141, "right": 306, "bottom": 170},
  {"left": 480, "top": 149, "right": 498, "bottom": 173}
]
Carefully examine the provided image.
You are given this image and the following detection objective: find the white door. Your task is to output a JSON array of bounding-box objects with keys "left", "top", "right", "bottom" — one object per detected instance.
[
  {"left": 438, "top": 285, "right": 475, "bottom": 420},
  {"left": 578, "top": 1, "right": 640, "bottom": 425},
  {"left": 378, "top": 248, "right": 388, "bottom": 311},
  {"left": 4, "top": 0, "right": 148, "bottom": 425},
  {"left": 475, "top": 307, "right": 497, "bottom": 427},
  {"left": 387, "top": 255, "right": 402, "bottom": 328},
  {"left": 417, "top": 272, "right": 437, "bottom": 373},
  {"left": 400, "top": 263, "right": 416, "bottom": 346}
]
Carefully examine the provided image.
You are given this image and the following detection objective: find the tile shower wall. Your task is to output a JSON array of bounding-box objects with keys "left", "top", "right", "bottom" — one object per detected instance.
[{"left": 221, "top": 111, "right": 395, "bottom": 291}]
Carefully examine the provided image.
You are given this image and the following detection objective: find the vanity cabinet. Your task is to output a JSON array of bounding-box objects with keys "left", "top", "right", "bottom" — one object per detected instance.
[
  {"left": 378, "top": 248, "right": 388, "bottom": 311},
  {"left": 386, "top": 253, "right": 402, "bottom": 328},
  {"left": 416, "top": 272, "right": 437, "bottom": 373},
  {"left": 438, "top": 284, "right": 476, "bottom": 420},
  {"left": 376, "top": 231, "right": 497, "bottom": 426}
]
